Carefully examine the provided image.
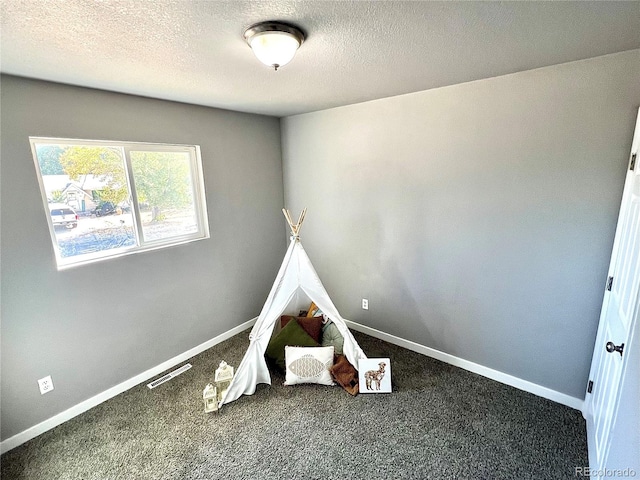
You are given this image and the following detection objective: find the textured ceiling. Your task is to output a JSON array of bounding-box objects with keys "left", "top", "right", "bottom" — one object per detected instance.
[{"left": 1, "top": 1, "right": 639, "bottom": 117}]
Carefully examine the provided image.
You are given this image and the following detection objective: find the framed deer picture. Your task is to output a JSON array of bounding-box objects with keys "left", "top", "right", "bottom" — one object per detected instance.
[{"left": 358, "top": 358, "right": 391, "bottom": 394}]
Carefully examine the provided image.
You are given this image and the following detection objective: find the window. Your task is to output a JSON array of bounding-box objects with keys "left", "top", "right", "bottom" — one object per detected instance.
[{"left": 30, "top": 137, "right": 209, "bottom": 269}]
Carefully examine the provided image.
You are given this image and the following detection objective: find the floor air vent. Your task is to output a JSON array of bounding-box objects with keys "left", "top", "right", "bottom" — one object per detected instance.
[{"left": 147, "top": 363, "right": 192, "bottom": 389}]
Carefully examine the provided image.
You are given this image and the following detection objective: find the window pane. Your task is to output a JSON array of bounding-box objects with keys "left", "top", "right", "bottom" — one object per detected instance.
[
  {"left": 34, "top": 144, "right": 136, "bottom": 260},
  {"left": 31, "top": 138, "right": 209, "bottom": 269},
  {"left": 130, "top": 151, "right": 199, "bottom": 242}
]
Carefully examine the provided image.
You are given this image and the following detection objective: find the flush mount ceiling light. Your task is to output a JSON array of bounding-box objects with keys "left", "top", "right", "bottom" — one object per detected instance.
[{"left": 244, "top": 21, "right": 305, "bottom": 71}]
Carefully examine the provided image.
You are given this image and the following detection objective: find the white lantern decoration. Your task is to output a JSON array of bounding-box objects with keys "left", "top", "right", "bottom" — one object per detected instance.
[
  {"left": 203, "top": 383, "right": 218, "bottom": 413},
  {"left": 214, "top": 361, "right": 234, "bottom": 402}
]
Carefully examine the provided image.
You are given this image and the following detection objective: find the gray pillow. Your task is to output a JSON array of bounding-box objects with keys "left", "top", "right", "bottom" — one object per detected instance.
[{"left": 321, "top": 321, "right": 344, "bottom": 355}]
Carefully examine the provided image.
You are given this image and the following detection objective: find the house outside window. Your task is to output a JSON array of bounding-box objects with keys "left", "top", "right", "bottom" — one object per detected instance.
[{"left": 30, "top": 137, "right": 210, "bottom": 269}]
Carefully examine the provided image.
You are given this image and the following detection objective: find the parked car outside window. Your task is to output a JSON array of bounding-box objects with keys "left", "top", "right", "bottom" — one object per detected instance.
[
  {"left": 49, "top": 203, "right": 78, "bottom": 229},
  {"left": 93, "top": 202, "right": 120, "bottom": 217}
]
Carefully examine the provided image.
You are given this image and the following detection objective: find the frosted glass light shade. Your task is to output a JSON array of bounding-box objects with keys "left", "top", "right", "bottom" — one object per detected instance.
[
  {"left": 244, "top": 22, "right": 305, "bottom": 71},
  {"left": 249, "top": 31, "right": 300, "bottom": 69}
]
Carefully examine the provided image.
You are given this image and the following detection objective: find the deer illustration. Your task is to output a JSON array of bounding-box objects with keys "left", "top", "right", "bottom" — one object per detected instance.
[{"left": 364, "top": 362, "right": 386, "bottom": 390}]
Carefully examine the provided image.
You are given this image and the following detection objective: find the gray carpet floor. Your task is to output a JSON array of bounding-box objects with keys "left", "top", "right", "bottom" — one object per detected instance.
[{"left": 1, "top": 330, "right": 588, "bottom": 480}]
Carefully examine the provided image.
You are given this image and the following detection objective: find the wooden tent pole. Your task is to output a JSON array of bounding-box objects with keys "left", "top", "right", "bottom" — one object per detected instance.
[
  {"left": 282, "top": 208, "right": 307, "bottom": 236},
  {"left": 282, "top": 209, "right": 294, "bottom": 234}
]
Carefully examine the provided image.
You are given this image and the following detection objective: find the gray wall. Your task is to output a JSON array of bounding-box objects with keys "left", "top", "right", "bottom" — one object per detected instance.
[
  {"left": 281, "top": 50, "right": 640, "bottom": 399},
  {"left": 0, "top": 75, "right": 286, "bottom": 440}
]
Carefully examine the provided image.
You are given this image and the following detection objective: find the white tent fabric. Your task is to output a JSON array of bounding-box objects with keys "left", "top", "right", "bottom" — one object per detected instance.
[{"left": 221, "top": 235, "right": 367, "bottom": 407}]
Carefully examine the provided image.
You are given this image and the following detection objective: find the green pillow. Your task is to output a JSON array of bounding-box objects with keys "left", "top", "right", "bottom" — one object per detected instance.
[{"left": 266, "top": 317, "right": 319, "bottom": 371}]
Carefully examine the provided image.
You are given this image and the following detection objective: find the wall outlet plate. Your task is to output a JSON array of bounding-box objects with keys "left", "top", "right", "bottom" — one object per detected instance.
[
  {"left": 362, "top": 298, "right": 369, "bottom": 310},
  {"left": 38, "top": 375, "right": 54, "bottom": 395}
]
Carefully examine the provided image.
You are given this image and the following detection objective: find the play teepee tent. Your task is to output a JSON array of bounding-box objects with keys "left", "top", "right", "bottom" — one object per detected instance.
[{"left": 220, "top": 209, "right": 367, "bottom": 407}]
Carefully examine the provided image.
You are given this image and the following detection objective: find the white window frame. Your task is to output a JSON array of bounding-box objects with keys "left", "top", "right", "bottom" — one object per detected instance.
[{"left": 30, "top": 137, "right": 210, "bottom": 270}]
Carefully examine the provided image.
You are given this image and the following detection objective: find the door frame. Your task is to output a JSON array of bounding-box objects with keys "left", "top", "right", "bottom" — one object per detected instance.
[{"left": 583, "top": 107, "right": 640, "bottom": 470}]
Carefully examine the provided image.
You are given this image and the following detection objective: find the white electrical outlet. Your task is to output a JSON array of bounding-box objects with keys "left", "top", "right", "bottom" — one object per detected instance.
[
  {"left": 362, "top": 298, "right": 369, "bottom": 310},
  {"left": 38, "top": 375, "right": 54, "bottom": 395}
]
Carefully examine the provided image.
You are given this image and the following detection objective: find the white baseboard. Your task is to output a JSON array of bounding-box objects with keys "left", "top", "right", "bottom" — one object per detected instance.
[
  {"left": 344, "top": 319, "right": 585, "bottom": 411},
  {"left": 0, "top": 318, "right": 257, "bottom": 454},
  {"left": 2, "top": 316, "right": 583, "bottom": 453}
]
